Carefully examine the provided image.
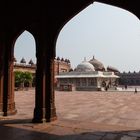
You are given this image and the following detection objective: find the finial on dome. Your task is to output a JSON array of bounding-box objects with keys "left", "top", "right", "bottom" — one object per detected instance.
[
  {"left": 84, "top": 57, "right": 86, "bottom": 61},
  {"left": 93, "top": 55, "right": 95, "bottom": 59}
]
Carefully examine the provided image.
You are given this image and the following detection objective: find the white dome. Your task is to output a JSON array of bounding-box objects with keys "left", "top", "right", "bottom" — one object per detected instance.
[{"left": 75, "top": 60, "right": 95, "bottom": 72}]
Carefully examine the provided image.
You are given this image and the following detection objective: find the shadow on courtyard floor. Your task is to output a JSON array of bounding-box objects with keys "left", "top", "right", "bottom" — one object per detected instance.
[{"left": 1, "top": 119, "right": 140, "bottom": 140}]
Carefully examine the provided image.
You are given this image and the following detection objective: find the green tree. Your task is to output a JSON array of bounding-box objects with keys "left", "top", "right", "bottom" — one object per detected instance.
[
  {"left": 15, "top": 71, "right": 22, "bottom": 87},
  {"left": 22, "top": 72, "right": 33, "bottom": 87},
  {"left": 14, "top": 71, "right": 33, "bottom": 89}
]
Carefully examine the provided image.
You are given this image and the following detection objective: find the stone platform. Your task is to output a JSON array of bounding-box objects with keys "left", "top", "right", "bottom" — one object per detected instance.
[{"left": 1, "top": 90, "right": 140, "bottom": 140}]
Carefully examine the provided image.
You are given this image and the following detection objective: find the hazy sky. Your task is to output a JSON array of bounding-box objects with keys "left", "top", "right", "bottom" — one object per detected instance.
[{"left": 14, "top": 2, "right": 140, "bottom": 72}]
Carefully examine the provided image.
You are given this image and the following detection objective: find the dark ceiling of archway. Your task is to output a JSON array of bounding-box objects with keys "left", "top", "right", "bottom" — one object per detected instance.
[{"left": 0, "top": 0, "right": 139, "bottom": 35}]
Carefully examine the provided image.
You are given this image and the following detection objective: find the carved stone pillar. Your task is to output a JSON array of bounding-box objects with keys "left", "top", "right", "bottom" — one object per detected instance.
[
  {"left": 33, "top": 31, "right": 57, "bottom": 123},
  {"left": 3, "top": 40, "right": 17, "bottom": 116},
  {"left": 45, "top": 51, "right": 57, "bottom": 122},
  {"left": 0, "top": 74, "right": 3, "bottom": 115},
  {"left": 0, "top": 43, "right": 4, "bottom": 115},
  {"left": 7, "top": 57, "right": 16, "bottom": 115}
]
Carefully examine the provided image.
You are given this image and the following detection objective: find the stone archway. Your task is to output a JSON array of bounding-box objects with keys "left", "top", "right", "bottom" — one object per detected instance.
[
  {"left": 0, "top": 0, "right": 139, "bottom": 123},
  {"left": 0, "top": 26, "right": 58, "bottom": 122}
]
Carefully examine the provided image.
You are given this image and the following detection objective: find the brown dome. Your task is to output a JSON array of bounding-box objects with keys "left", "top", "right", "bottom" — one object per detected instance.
[
  {"left": 107, "top": 66, "right": 119, "bottom": 73},
  {"left": 89, "top": 56, "right": 105, "bottom": 71}
]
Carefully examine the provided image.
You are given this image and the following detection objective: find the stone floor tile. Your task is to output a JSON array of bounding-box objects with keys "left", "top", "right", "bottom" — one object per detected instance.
[
  {"left": 1, "top": 90, "right": 140, "bottom": 140},
  {"left": 126, "top": 132, "right": 140, "bottom": 137},
  {"left": 79, "top": 133, "right": 102, "bottom": 140},
  {"left": 102, "top": 133, "right": 118, "bottom": 140},
  {"left": 120, "top": 135, "right": 137, "bottom": 140}
]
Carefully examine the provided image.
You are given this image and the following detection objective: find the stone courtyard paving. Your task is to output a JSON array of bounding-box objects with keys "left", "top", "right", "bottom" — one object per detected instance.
[{"left": 1, "top": 90, "right": 140, "bottom": 140}]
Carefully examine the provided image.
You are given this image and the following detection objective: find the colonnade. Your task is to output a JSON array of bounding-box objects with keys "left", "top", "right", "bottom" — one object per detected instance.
[{"left": 0, "top": 0, "right": 139, "bottom": 123}]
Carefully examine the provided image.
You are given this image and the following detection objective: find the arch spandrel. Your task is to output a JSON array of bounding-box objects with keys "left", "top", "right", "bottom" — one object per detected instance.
[
  {"left": 1, "top": 1, "right": 139, "bottom": 37},
  {"left": 95, "top": 0, "right": 140, "bottom": 19}
]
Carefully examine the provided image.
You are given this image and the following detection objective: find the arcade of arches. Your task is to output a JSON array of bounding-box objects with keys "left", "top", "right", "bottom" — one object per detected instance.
[{"left": 0, "top": 0, "right": 140, "bottom": 123}]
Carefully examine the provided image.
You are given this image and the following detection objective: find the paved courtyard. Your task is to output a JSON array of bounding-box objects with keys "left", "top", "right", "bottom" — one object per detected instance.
[{"left": 1, "top": 90, "right": 140, "bottom": 140}]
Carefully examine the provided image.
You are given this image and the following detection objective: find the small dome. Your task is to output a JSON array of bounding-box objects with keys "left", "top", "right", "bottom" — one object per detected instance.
[
  {"left": 64, "top": 59, "right": 68, "bottom": 62},
  {"left": 67, "top": 59, "right": 70, "bottom": 63},
  {"left": 61, "top": 58, "right": 64, "bottom": 61},
  {"left": 57, "top": 57, "right": 60, "bottom": 60},
  {"left": 75, "top": 60, "right": 95, "bottom": 72},
  {"left": 20, "top": 57, "right": 26, "bottom": 63},
  {"left": 89, "top": 56, "right": 105, "bottom": 71},
  {"left": 28, "top": 59, "right": 34, "bottom": 65}
]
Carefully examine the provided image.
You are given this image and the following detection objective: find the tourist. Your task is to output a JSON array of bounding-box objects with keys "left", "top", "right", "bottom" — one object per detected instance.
[
  {"left": 125, "top": 85, "right": 127, "bottom": 90},
  {"left": 134, "top": 87, "right": 137, "bottom": 94}
]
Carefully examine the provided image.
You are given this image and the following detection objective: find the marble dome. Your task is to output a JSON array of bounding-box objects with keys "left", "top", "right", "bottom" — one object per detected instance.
[
  {"left": 75, "top": 60, "right": 95, "bottom": 72},
  {"left": 89, "top": 56, "right": 105, "bottom": 71}
]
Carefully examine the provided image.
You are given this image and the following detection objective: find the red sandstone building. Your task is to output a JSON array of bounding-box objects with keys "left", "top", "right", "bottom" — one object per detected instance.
[{"left": 14, "top": 57, "right": 71, "bottom": 87}]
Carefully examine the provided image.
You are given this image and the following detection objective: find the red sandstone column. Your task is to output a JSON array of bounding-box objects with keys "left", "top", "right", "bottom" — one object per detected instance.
[
  {"left": 33, "top": 47, "right": 46, "bottom": 122},
  {"left": 0, "top": 44, "right": 4, "bottom": 115},
  {"left": 7, "top": 56, "right": 16, "bottom": 115},
  {"left": 3, "top": 41, "right": 16, "bottom": 116},
  {"left": 33, "top": 32, "right": 57, "bottom": 122},
  {"left": 45, "top": 50, "right": 57, "bottom": 122}
]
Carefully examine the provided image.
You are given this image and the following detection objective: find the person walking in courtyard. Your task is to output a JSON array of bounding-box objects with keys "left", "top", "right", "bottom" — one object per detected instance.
[{"left": 134, "top": 87, "right": 137, "bottom": 94}]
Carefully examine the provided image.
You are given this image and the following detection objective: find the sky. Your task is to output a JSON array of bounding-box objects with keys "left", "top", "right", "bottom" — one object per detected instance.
[{"left": 14, "top": 2, "right": 140, "bottom": 73}]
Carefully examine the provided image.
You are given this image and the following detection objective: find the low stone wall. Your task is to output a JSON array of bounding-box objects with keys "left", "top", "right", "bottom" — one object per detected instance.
[{"left": 76, "top": 86, "right": 101, "bottom": 91}]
